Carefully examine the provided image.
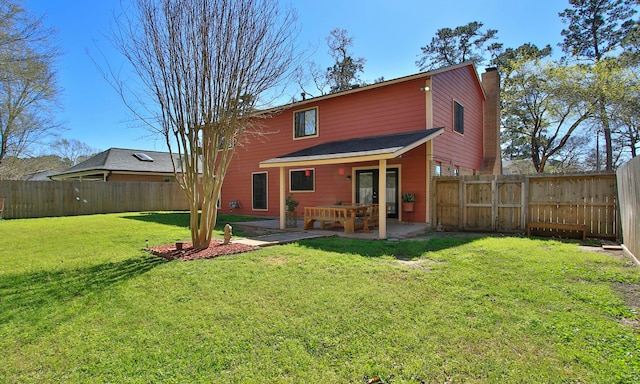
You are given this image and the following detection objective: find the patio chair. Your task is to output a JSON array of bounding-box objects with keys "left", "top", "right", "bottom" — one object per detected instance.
[{"left": 361, "top": 204, "right": 379, "bottom": 232}]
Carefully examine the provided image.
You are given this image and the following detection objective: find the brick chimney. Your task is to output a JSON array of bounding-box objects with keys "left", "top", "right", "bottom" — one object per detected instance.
[{"left": 479, "top": 67, "right": 502, "bottom": 175}]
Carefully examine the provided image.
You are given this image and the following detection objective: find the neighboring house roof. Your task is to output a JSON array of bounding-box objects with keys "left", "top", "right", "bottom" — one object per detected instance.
[
  {"left": 260, "top": 128, "right": 444, "bottom": 168},
  {"left": 22, "top": 170, "right": 60, "bottom": 181},
  {"left": 50, "top": 148, "right": 185, "bottom": 180}
]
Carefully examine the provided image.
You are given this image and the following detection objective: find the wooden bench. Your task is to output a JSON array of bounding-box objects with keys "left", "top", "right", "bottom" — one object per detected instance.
[
  {"left": 527, "top": 222, "right": 587, "bottom": 241},
  {"left": 304, "top": 206, "right": 354, "bottom": 232}
]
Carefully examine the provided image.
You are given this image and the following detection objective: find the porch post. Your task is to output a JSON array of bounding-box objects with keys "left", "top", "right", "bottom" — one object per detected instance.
[
  {"left": 279, "top": 166, "right": 286, "bottom": 230},
  {"left": 425, "top": 140, "right": 433, "bottom": 226},
  {"left": 378, "top": 159, "right": 387, "bottom": 239}
]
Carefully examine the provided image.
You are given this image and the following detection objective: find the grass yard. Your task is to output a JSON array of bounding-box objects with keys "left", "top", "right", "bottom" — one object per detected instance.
[{"left": 1, "top": 212, "right": 639, "bottom": 383}]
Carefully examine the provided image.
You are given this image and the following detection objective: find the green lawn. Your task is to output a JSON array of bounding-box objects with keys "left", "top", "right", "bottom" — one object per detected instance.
[{"left": 1, "top": 212, "right": 639, "bottom": 383}]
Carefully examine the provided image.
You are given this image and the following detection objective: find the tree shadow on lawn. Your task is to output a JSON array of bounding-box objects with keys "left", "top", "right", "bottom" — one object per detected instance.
[
  {"left": 297, "top": 235, "right": 484, "bottom": 260},
  {"left": 0, "top": 255, "right": 164, "bottom": 340},
  {"left": 122, "top": 211, "right": 266, "bottom": 231},
  {"left": 121, "top": 211, "right": 191, "bottom": 228}
]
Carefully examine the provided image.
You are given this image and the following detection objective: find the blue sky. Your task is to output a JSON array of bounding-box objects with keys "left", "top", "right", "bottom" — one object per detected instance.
[{"left": 24, "top": 0, "right": 567, "bottom": 153}]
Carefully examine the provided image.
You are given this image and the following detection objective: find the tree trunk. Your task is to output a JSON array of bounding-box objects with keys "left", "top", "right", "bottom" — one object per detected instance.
[
  {"left": 599, "top": 102, "right": 613, "bottom": 171},
  {"left": 531, "top": 134, "right": 543, "bottom": 173}
]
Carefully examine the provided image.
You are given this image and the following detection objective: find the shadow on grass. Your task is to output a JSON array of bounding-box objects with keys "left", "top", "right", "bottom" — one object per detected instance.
[
  {"left": 297, "top": 235, "right": 484, "bottom": 260},
  {"left": 0, "top": 255, "right": 165, "bottom": 340},
  {"left": 122, "top": 211, "right": 191, "bottom": 228},
  {"left": 122, "top": 212, "right": 267, "bottom": 231}
]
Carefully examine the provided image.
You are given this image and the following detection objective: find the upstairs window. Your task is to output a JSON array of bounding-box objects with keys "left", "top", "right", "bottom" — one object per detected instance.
[
  {"left": 454, "top": 101, "right": 464, "bottom": 134},
  {"left": 218, "top": 136, "right": 234, "bottom": 150},
  {"left": 294, "top": 108, "right": 318, "bottom": 138}
]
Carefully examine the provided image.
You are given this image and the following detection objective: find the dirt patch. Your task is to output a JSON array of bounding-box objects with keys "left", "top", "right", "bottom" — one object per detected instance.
[
  {"left": 261, "top": 256, "right": 289, "bottom": 265},
  {"left": 614, "top": 282, "right": 640, "bottom": 329},
  {"left": 147, "top": 240, "right": 257, "bottom": 261},
  {"left": 578, "top": 245, "right": 625, "bottom": 257},
  {"left": 394, "top": 258, "right": 443, "bottom": 271}
]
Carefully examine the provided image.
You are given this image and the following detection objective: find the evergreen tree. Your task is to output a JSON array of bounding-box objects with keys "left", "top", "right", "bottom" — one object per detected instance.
[
  {"left": 416, "top": 21, "right": 501, "bottom": 71},
  {"left": 560, "top": 0, "right": 637, "bottom": 170}
]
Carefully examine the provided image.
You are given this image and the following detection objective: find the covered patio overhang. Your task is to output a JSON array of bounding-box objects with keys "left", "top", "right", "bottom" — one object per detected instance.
[{"left": 259, "top": 128, "right": 444, "bottom": 239}]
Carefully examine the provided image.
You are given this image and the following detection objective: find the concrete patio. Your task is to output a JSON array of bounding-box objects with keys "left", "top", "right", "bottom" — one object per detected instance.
[{"left": 231, "top": 218, "right": 430, "bottom": 247}]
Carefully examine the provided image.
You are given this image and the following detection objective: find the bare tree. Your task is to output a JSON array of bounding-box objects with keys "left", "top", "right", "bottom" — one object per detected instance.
[
  {"left": 0, "top": 154, "right": 67, "bottom": 180},
  {"left": 50, "top": 138, "right": 99, "bottom": 166},
  {"left": 326, "top": 28, "right": 365, "bottom": 93},
  {"left": 0, "top": 0, "right": 62, "bottom": 167},
  {"left": 294, "top": 28, "right": 365, "bottom": 97},
  {"left": 293, "top": 61, "right": 329, "bottom": 98},
  {"left": 111, "top": 0, "right": 298, "bottom": 249}
]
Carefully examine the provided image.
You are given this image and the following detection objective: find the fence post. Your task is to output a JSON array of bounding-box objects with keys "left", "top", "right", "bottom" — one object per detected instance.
[
  {"left": 459, "top": 177, "right": 465, "bottom": 229},
  {"left": 491, "top": 176, "right": 498, "bottom": 231}
]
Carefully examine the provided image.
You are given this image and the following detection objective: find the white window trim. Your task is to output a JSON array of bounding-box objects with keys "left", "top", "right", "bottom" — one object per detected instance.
[
  {"left": 453, "top": 99, "right": 464, "bottom": 136},
  {"left": 251, "top": 171, "right": 269, "bottom": 211},
  {"left": 293, "top": 107, "right": 319, "bottom": 140},
  {"left": 289, "top": 168, "right": 316, "bottom": 192}
]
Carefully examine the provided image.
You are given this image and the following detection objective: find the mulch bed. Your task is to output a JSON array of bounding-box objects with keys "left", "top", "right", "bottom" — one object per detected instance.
[{"left": 147, "top": 240, "right": 257, "bottom": 261}]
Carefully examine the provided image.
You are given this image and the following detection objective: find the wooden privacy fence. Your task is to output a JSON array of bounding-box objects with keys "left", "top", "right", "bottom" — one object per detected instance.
[
  {"left": 0, "top": 180, "right": 191, "bottom": 219},
  {"left": 616, "top": 157, "right": 640, "bottom": 260},
  {"left": 433, "top": 173, "right": 618, "bottom": 239}
]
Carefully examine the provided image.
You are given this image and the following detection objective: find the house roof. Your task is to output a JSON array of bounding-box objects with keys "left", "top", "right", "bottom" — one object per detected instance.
[
  {"left": 51, "top": 148, "right": 184, "bottom": 180},
  {"left": 259, "top": 128, "right": 444, "bottom": 168},
  {"left": 259, "top": 61, "right": 483, "bottom": 113},
  {"left": 22, "top": 170, "right": 60, "bottom": 181}
]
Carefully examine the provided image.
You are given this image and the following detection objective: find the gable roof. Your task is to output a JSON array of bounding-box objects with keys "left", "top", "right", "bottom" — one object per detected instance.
[
  {"left": 51, "top": 148, "right": 184, "bottom": 180},
  {"left": 260, "top": 61, "right": 483, "bottom": 113},
  {"left": 260, "top": 128, "right": 444, "bottom": 168}
]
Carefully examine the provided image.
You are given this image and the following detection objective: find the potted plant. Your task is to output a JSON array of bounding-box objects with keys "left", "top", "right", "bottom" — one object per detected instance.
[
  {"left": 285, "top": 195, "right": 299, "bottom": 228},
  {"left": 402, "top": 192, "right": 415, "bottom": 212}
]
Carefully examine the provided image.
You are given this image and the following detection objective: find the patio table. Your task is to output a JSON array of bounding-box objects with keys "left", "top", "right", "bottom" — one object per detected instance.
[{"left": 304, "top": 204, "right": 370, "bottom": 233}]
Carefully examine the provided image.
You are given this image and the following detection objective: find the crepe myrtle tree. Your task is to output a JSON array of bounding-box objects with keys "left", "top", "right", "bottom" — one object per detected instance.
[{"left": 111, "top": 0, "right": 299, "bottom": 248}]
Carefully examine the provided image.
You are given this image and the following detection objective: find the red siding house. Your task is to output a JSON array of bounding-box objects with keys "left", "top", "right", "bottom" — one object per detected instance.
[{"left": 220, "top": 62, "right": 501, "bottom": 238}]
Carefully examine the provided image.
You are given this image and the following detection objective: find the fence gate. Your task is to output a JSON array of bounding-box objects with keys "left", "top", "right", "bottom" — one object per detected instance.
[
  {"left": 434, "top": 176, "right": 525, "bottom": 232},
  {"left": 462, "top": 176, "right": 525, "bottom": 232}
]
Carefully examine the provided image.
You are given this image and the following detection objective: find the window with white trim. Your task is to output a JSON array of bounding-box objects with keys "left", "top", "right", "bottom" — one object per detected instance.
[
  {"left": 294, "top": 108, "right": 318, "bottom": 138},
  {"left": 252, "top": 172, "right": 268, "bottom": 210},
  {"left": 218, "top": 136, "right": 234, "bottom": 150},
  {"left": 454, "top": 101, "right": 464, "bottom": 134},
  {"left": 290, "top": 169, "right": 314, "bottom": 191}
]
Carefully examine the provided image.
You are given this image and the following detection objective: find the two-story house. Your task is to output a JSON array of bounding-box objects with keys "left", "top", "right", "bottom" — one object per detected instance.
[{"left": 219, "top": 62, "right": 501, "bottom": 238}]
